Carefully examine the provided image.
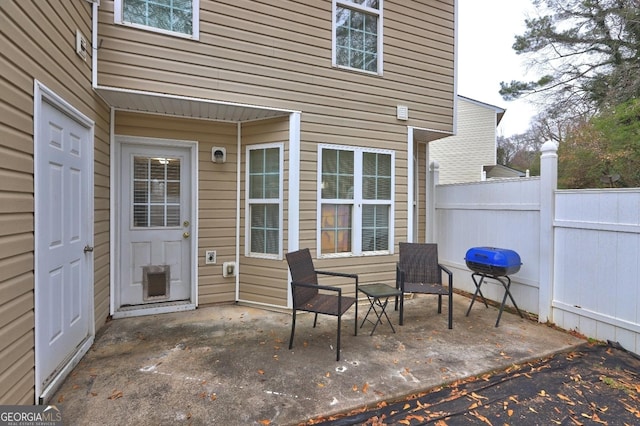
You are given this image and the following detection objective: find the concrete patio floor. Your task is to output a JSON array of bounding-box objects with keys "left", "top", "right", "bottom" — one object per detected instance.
[{"left": 51, "top": 295, "right": 584, "bottom": 425}]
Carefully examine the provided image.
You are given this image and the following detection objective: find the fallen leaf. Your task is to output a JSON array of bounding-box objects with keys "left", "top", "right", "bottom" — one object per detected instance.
[
  {"left": 352, "top": 384, "right": 358, "bottom": 392},
  {"left": 558, "top": 393, "right": 575, "bottom": 405},
  {"left": 210, "top": 393, "right": 217, "bottom": 401},
  {"left": 507, "top": 409, "right": 513, "bottom": 417},
  {"left": 258, "top": 369, "right": 265, "bottom": 375},
  {"left": 469, "top": 410, "right": 493, "bottom": 425},
  {"left": 259, "top": 420, "right": 270, "bottom": 425},
  {"left": 471, "top": 392, "right": 488, "bottom": 400},
  {"left": 57, "top": 395, "right": 65, "bottom": 403},
  {"left": 362, "top": 382, "right": 369, "bottom": 393},
  {"left": 108, "top": 390, "right": 123, "bottom": 400},
  {"left": 569, "top": 416, "right": 584, "bottom": 426}
]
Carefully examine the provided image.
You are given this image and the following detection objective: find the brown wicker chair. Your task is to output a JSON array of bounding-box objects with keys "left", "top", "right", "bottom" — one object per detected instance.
[
  {"left": 285, "top": 248, "right": 358, "bottom": 361},
  {"left": 395, "top": 242, "right": 453, "bottom": 328}
]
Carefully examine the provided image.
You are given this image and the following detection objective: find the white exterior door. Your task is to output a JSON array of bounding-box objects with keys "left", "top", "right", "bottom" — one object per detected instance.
[
  {"left": 118, "top": 143, "right": 193, "bottom": 308},
  {"left": 35, "top": 87, "right": 94, "bottom": 402}
]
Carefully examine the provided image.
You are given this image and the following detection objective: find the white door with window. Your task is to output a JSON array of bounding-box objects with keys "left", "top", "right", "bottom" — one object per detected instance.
[
  {"left": 35, "top": 86, "right": 94, "bottom": 402},
  {"left": 117, "top": 141, "right": 194, "bottom": 311}
]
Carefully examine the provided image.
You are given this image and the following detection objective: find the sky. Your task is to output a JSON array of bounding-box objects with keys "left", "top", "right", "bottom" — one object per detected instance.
[{"left": 457, "top": 0, "right": 539, "bottom": 137}]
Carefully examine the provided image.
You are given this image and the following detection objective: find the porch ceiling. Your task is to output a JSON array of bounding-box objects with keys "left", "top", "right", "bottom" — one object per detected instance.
[
  {"left": 95, "top": 86, "right": 295, "bottom": 122},
  {"left": 413, "top": 127, "right": 453, "bottom": 143}
]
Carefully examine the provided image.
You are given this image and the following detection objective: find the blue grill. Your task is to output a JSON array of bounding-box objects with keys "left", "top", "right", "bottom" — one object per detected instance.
[{"left": 465, "top": 247, "right": 521, "bottom": 276}]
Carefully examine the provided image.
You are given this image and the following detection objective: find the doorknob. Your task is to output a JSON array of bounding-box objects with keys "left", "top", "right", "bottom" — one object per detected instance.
[
  {"left": 84, "top": 245, "right": 94, "bottom": 253},
  {"left": 183, "top": 232, "right": 190, "bottom": 239}
]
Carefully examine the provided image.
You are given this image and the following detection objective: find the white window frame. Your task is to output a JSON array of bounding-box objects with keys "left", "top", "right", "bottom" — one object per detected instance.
[
  {"left": 331, "top": 0, "right": 384, "bottom": 75},
  {"left": 317, "top": 144, "right": 394, "bottom": 258},
  {"left": 245, "top": 143, "right": 284, "bottom": 260},
  {"left": 114, "top": 0, "right": 200, "bottom": 40}
]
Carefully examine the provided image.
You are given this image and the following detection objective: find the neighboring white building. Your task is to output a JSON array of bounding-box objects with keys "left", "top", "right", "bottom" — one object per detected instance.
[{"left": 430, "top": 96, "right": 506, "bottom": 184}]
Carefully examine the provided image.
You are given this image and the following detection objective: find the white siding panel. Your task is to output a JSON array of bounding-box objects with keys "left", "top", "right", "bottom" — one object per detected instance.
[{"left": 430, "top": 98, "right": 500, "bottom": 184}]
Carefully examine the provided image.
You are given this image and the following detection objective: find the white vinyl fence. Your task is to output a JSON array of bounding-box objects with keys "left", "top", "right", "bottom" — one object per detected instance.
[{"left": 432, "top": 142, "right": 640, "bottom": 355}]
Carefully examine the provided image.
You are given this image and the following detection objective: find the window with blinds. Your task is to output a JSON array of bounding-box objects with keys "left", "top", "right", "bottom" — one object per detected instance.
[
  {"left": 319, "top": 145, "right": 393, "bottom": 256},
  {"left": 132, "top": 156, "right": 181, "bottom": 228},
  {"left": 246, "top": 144, "right": 283, "bottom": 258}
]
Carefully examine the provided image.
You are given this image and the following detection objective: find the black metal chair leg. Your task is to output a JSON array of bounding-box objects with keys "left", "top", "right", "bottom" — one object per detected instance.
[
  {"left": 289, "top": 310, "right": 296, "bottom": 349},
  {"left": 448, "top": 293, "right": 453, "bottom": 329},
  {"left": 336, "top": 316, "right": 341, "bottom": 361},
  {"left": 354, "top": 297, "right": 358, "bottom": 336}
]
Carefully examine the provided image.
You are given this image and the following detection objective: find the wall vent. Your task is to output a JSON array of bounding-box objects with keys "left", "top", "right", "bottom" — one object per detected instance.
[{"left": 396, "top": 105, "right": 409, "bottom": 121}]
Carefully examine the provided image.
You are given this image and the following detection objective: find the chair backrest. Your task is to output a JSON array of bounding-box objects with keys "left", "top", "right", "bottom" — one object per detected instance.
[
  {"left": 285, "top": 248, "right": 319, "bottom": 307},
  {"left": 398, "top": 242, "right": 441, "bottom": 285}
]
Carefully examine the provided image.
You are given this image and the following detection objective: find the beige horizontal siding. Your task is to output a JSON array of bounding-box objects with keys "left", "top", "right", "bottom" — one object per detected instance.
[
  {"left": 1, "top": 0, "right": 111, "bottom": 403},
  {"left": 99, "top": 0, "right": 454, "bottom": 307},
  {"left": 97, "top": 0, "right": 454, "bottom": 132},
  {"left": 237, "top": 118, "right": 291, "bottom": 307},
  {"left": 115, "top": 111, "right": 242, "bottom": 305}
]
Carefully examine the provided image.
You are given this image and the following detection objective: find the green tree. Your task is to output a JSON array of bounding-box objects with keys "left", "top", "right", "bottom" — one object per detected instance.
[
  {"left": 497, "top": 131, "right": 543, "bottom": 175},
  {"left": 558, "top": 99, "right": 640, "bottom": 188},
  {"left": 500, "top": 0, "right": 640, "bottom": 115}
]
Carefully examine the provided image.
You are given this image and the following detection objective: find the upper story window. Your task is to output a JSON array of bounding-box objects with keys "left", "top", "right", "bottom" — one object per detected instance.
[
  {"left": 114, "top": 0, "right": 200, "bottom": 40},
  {"left": 245, "top": 144, "right": 283, "bottom": 259},
  {"left": 332, "top": 0, "right": 383, "bottom": 74},
  {"left": 318, "top": 145, "right": 394, "bottom": 257}
]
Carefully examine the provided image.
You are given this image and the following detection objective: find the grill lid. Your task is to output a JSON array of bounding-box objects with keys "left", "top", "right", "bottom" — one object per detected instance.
[{"left": 465, "top": 247, "right": 522, "bottom": 276}]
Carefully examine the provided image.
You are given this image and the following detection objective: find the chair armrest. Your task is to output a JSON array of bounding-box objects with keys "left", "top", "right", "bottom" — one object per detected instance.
[
  {"left": 315, "top": 270, "right": 358, "bottom": 291},
  {"left": 439, "top": 264, "right": 453, "bottom": 290},
  {"left": 315, "top": 270, "right": 358, "bottom": 280},
  {"left": 290, "top": 280, "right": 343, "bottom": 295},
  {"left": 439, "top": 263, "right": 452, "bottom": 276}
]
